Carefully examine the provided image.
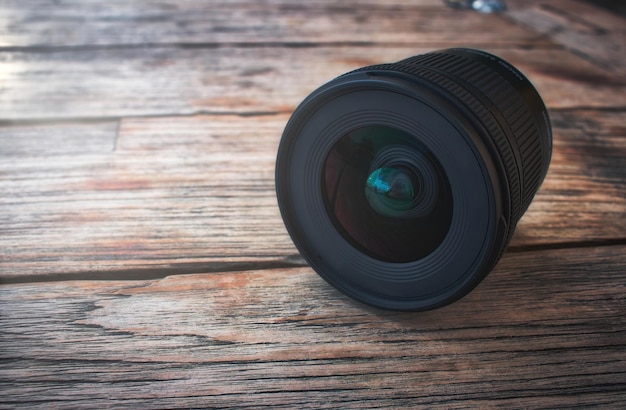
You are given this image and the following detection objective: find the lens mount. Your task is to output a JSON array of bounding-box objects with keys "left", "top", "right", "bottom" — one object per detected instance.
[{"left": 276, "top": 48, "right": 551, "bottom": 311}]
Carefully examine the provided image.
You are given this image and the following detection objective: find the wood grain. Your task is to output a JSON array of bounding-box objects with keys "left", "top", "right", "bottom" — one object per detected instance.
[
  {"left": 506, "top": 0, "right": 626, "bottom": 76},
  {"left": 1, "top": 0, "right": 625, "bottom": 407},
  {"left": 2, "top": 110, "right": 624, "bottom": 280},
  {"left": 0, "top": 120, "right": 118, "bottom": 156},
  {"left": 1, "top": 46, "right": 624, "bottom": 122},
  {"left": 0, "top": 0, "right": 544, "bottom": 48},
  {"left": 1, "top": 245, "right": 625, "bottom": 407}
]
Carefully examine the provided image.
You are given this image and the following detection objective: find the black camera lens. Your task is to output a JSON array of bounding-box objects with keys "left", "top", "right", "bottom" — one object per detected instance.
[{"left": 276, "top": 48, "right": 552, "bottom": 311}]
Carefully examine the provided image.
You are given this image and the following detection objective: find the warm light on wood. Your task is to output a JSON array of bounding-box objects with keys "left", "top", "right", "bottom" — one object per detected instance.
[{"left": 0, "top": 0, "right": 624, "bottom": 407}]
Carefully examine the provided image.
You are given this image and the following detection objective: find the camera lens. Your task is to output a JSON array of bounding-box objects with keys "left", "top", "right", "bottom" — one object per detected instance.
[{"left": 276, "top": 48, "right": 552, "bottom": 311}]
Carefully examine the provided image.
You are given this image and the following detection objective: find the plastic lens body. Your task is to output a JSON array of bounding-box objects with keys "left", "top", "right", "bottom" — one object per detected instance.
[{"left": 276, "top": 48, "right": 552, "bottom": 311}]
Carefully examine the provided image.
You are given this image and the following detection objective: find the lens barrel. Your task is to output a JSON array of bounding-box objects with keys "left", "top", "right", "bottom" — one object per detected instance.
[{"left": 276, "top": 48, "right": 552, "bottom": 311}]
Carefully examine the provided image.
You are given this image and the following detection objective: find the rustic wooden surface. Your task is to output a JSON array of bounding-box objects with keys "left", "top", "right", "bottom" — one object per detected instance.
[{"left": 1, "top": 0, "right": 625, "bottom": 407}]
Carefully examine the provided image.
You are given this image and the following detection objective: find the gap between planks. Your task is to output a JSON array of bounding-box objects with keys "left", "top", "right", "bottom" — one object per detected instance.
[{"left": 3, "top": 241, "right": 626, "bottom": 285}]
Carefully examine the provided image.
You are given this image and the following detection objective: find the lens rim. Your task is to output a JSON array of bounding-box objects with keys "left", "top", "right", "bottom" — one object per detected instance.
[{"left": 276, "top": 75, "right": 505, "bottom": 310}]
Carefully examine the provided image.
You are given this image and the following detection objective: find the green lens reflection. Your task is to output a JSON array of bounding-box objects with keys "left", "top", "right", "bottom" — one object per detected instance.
[{"left": 366, "top": 167, "right": 416, "bottom": 216}]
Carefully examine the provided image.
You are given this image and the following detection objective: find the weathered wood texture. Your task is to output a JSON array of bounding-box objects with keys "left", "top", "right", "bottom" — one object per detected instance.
[
  {"left": 1, "top": 110, "right": 625, "bottom": 280},
  {"left": 0, "top": 1, "right": 624, "bottom": 121},
  {"left": 2, "top": 246, "right": 626, "bottom": 408},
  {"left": 0, "top": 46, "right": 624, "bottom": 122},
  {"left": 0, "top": 0, "right": 541, "bottom": 48},
  {"left": 1, "top": 0, "right": 625, "bottom": 407},
  {"left": 506, "top": 0, "right": 626, "bottom": 76}
]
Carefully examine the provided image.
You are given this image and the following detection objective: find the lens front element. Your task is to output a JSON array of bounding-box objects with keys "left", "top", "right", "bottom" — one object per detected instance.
[
  {"left": 323, "top": 126, "right": 452, "bottom": 263},
  {"left": 366, "top": 166, "right": 417, "bottom": 216}
]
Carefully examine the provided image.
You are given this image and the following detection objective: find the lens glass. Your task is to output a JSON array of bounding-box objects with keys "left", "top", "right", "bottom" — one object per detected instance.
[{"left": 323, "top": 126, "right": 453, "bottom": 263}]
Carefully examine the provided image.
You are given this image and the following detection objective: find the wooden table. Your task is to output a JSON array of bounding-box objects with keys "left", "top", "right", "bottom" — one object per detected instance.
[{"left": 1, "top": 0, "right": 625, "bottom": 407}]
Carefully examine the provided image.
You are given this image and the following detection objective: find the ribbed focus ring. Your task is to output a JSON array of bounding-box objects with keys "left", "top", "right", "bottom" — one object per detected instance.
[
  {"left": 347, "top": 61, "right": 522, "bottom": 226},
  {"left": 346, "top": 49, "right": 548, "bottom": 228},
  {"left": 400, "top": 51, "right": 547, "bottom": 215}
]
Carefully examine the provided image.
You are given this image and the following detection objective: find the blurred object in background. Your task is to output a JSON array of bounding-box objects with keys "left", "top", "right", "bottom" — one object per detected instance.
[
  {"left": 444, "top": 0, "right": 506, "bottom": 13},
  {"left": 445, "top": 0, "right": 626, "bottom": 17}
]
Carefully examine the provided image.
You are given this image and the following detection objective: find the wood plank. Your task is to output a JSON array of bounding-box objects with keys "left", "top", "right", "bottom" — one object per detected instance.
[
  {"left": 506, "top": 0, "right": 626, "bottom": 76},
  {"left": 0, "top": 0, "right": 545, "bottom": 48},
  {"left": 515, "top": 108, "right": 626, "bottom": 246},
  {"left": 0, "top": 120, "right": 117, "bottom": 156},
  {"left": 1, "top": 46, "right": 624, "bottom": 122},
  {"left": 1, "top": 1, "right": 623, "bottom": 407},
  {"left": 0, "top": 114, "right": 292, "bottom": 279},
  {"left": 1, "top": 110, "right": 624, "bottom": 280},
  {"left": 1, "top": 245, "right": 625, "bottom": 407}
]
